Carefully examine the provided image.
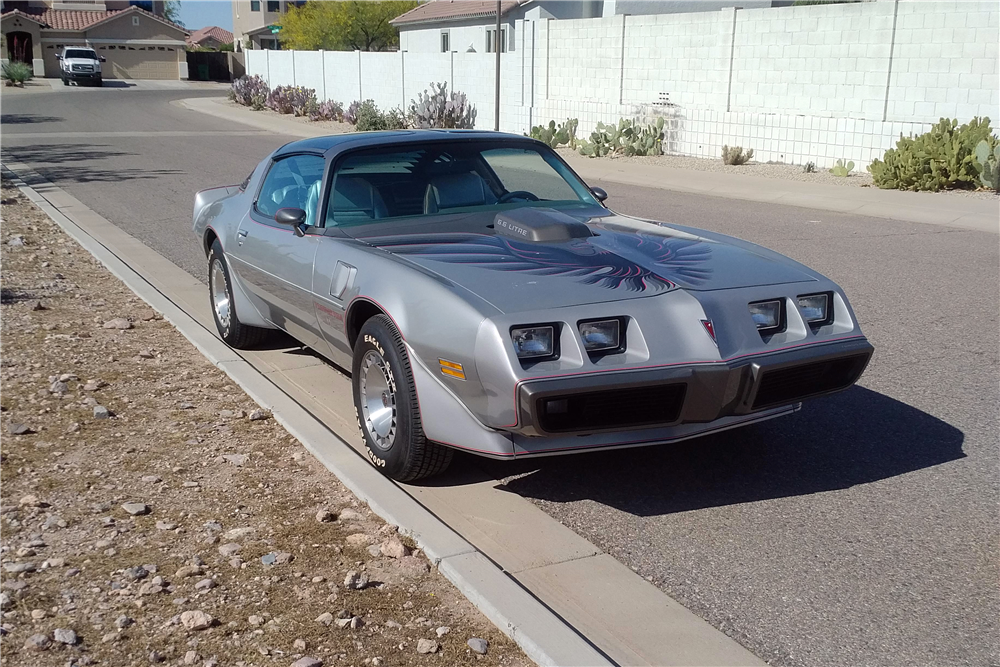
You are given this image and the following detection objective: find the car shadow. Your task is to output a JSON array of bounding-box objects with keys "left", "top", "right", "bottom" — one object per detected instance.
[
  {"left": 1, "top": 114, "right": 64, "bottom": 125},
  {"left": 429, "top": 386, "right": 965, "bottom": 515},
  {"left": 0, "top": 144, "right": 182, "bottom": 184}
]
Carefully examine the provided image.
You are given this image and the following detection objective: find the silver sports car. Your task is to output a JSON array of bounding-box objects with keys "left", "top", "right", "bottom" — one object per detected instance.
[{"left": 193, "top": 131, "right": 873, "bottom": 481}]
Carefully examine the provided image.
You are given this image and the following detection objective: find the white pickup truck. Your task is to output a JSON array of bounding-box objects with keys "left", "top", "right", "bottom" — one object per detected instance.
[{"left": 56, "top": 46, "right": 105, "bottom": 86}]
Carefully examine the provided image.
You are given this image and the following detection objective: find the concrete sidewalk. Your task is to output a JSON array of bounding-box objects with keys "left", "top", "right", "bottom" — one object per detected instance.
[{"left": 179, "top": 96, "right": 998, "bottom": 234}]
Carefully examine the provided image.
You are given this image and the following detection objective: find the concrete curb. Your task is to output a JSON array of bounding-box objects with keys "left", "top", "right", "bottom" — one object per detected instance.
[{"left": 3, "top": 163, "right": 614, "bottom": 667}]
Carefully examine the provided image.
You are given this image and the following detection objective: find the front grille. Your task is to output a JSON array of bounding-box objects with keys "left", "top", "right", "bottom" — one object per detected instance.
[
  {"left": 72, "top": 64, "right": 94, "bottom": 72},
  {"left": 752, "top": 354, "right": 869, "bottom": 410},
  {"left": 537, "top": 383, "right": 687, "bottom": 433}
]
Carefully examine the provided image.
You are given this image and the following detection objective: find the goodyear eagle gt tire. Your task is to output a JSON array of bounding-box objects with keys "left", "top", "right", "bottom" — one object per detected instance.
[
  {"left": 207, "top": 240, "right": 272, "bottom": 349},
  {"left": 353, "top": 314, "right": 453, "bottom": 481}
]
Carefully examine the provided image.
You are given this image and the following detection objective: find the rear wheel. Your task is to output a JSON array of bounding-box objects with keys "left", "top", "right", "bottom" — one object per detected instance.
[
  {"left": 208, "top": 240, "right": 272, "bottom": 349},
  {"left": 352, "top": 315, "right": 453, "bottom": 481}
]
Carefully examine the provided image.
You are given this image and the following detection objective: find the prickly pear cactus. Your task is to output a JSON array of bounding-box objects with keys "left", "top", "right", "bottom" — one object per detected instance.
[
  {"left": 973, "top": 138, "right": 1000, "bottom": 192},
  {"left": 830, "top": 159, "right": 855, "bottom": 177},
  {"left": 408, "top": 82, "right": 476, "bottom": 129}
]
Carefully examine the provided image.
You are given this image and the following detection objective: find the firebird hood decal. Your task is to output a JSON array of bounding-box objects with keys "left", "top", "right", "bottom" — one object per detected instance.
[{"left": 368, "top": 232, "right": 712, "bottom": 293}]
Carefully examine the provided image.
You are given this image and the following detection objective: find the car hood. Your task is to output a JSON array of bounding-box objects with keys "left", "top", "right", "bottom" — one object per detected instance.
[
  {"left": 63, "top": 58, "right": 98, "bottom": 64},
  {"left": 355, "top": 209, "right": 818, "bottom": 312}
]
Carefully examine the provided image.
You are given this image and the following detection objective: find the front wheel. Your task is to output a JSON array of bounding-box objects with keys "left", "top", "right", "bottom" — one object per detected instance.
[
  {"left": 94, "top": 77, "right": 102, "bottom": 87},
  {"left": 207, "top": 240, "right": 272, "bottom": 349},
  {"left": 352, "top": 315, "right": 453, "bottom": 481}
]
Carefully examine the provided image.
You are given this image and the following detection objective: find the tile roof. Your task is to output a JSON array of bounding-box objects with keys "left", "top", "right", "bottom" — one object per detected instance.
[
  {"left": 0, "top": 5, "right": 187, "bottom": 34},
  {"left": 188, "top": 25, "right": 234, "bottom": 46},
  {"left": 390, "top": 0, "right": 525, "bottom": 26}
]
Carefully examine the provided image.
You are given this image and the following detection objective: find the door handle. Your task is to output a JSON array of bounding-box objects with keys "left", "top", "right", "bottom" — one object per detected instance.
[{"left": 237, "top": 230, "right": 248, "bottom": 246}]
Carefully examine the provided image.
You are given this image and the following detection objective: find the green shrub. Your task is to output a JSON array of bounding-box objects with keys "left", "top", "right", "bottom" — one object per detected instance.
[
  {"left": 577, "top": 118, "right": 664, "bottom": 157},
  {"left": 721, "top": 145, "right": 754, "bottom": 165},
  {"left": 830, "top": 159, "right": 854, "bottom": 177},
  {"left": 529, "top": 119, "right": 578, "bottom": 149},
  {"left": 867, "top": 117, "right": 996, "bottom": 191},
  {"left": 354, "top": 99, "right": 407, "bottom": 132},
  {"left": 2, "top": 61, "right": 33, "bottom": 87}
]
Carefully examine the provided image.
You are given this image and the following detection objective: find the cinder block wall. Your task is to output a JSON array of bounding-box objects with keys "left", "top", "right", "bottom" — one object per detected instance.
[{"left": 246, "top": 0, "right": 999, "bottom": 169}]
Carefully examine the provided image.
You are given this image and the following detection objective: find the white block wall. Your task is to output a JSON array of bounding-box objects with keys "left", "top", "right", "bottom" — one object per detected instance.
[{"left": 245, "top": 0, "right": 999, "bottom": 169}]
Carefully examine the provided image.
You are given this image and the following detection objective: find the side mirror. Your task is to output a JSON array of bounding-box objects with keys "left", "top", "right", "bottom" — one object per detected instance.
[
  {"left": 55, "top": 54, "right": 62, "bottom": 60},
  {"left": 100, "top": 56, "right": 106, "bottom": 62},
  {"left": 590, "top": 186, "right": 608, "bottom": 203},
  {"left": 275, "top": 207, "right": 307, "bottom": 236}
]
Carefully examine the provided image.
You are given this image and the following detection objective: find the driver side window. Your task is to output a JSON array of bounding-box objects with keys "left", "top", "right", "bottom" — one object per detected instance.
[{"left": 255, "top": 154, "right": 325, "bottom": 227}]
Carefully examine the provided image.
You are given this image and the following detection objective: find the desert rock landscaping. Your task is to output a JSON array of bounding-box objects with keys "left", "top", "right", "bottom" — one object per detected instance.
[{"left": 0, "top": 177, "right": 528, "bottom": 667}]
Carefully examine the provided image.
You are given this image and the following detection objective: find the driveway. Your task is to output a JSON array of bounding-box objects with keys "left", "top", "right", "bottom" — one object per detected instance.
[{"left": 2, "top": 86, "right": 997, "bottom": 667}]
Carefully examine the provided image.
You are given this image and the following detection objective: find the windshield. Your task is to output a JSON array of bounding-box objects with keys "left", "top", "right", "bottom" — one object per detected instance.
[
  {"left": 65, "top": 49, "right": 97, "bottom": 59},
  {"left": 325, "top": 141, "right": 599, "bottom": 227}
]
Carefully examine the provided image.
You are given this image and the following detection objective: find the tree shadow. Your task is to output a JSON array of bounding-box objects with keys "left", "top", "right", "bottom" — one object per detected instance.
[
  {"left": 1, "top": 144, "right": 183, "bottom": 184},
  {"left": 444, "top": 386, "right": 965, "bottom": 515},
  {"left": 1, "top": 114, "right": 64, "bottom": 125}
]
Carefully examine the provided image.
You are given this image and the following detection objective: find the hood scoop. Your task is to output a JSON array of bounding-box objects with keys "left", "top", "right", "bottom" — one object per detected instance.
[{"left": 494, "top": 207, "right": 594, "bottom": 243}]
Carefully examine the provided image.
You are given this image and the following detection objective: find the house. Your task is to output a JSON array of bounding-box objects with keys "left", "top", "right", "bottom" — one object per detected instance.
[
  {"left": 187, "top": 25, "right": 233, "bottom": 50},
  {"left": 390, "top": 0, "right": 778, "bottom": 53},
  {"left": 1, "top": 0, "right": 188, "bottom": 78},
  {"left": 232, "top": 0, "right": 304, "bottom": 50}
]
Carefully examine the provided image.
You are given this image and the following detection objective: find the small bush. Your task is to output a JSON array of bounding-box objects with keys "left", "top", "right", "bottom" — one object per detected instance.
[
  {"left": 382, "top": 106, "right": 408, "bottom": 130},
  {"left": 803, "top": 161, "right": 816, "bottom": 173},
  {"left": 229, "top": 75, "right": 269, "bottom": 110},
  {"left": 408, "top": 82, "right": 476, "bottom": 129},
  {"left": 266, "top": 85, "right": 316, "bottom": 117},
  {"left": 721, "top": 145, "right": 754, "bottom": 165},
  {"left": 2, "top": 61, "right": 33, "bottom": 87},
  {"left": 309, "top": 99, "right": 344, "bottom": 122},
  {"left": 344, "top": 100, "right": 362, "bottom": 125},
  {"left": 868, "top": 117, "right": 995, "bottom": 191}
]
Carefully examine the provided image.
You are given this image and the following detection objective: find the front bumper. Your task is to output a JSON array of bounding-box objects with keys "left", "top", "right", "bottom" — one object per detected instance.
[
  {"left": 515, "top": 336, "right": 873, "bottom": 437},
  {"left": 65, "top": 70, "right": 101, "bottom": 80}
]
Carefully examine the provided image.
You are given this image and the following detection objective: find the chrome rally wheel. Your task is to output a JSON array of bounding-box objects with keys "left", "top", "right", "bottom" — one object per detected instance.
[
  {"left": 210, "top": 258, "right": 231, "bottom": 334},
  {"left": 359, "top": 349, "right": 396, "bottom": 450}
]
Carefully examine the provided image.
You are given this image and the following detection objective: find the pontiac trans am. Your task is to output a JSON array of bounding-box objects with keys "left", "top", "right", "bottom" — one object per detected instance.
[{"left": 192, "top": 130, "right": 873, "bottom": 481}]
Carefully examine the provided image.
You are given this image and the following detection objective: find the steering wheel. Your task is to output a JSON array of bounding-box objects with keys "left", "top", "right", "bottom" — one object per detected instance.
[{"left": 498, "top": 190, "right": 540, "bottom": 203}]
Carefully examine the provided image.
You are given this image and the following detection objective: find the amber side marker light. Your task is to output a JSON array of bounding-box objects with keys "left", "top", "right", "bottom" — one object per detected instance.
[{"left": 439, "top": 359, "right": 466, "bottom": 380}]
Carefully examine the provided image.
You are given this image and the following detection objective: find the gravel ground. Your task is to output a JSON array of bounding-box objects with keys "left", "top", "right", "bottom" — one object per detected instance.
[
  {"left": 0, "top": 179, "right": 527, "bottom": 667},
  {"left": 557, "top": 147, "right": 1000, "bottom": 200},
  {"left": 225, "top": 101, "right": 354, "bottom": 135}
]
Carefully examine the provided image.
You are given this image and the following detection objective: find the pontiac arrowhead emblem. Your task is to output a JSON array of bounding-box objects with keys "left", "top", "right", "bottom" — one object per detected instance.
[{"left": 701, "top": 319, "right": 717, "bottom": 346}]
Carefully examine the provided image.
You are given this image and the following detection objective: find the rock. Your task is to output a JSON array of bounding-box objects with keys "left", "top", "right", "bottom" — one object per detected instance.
[
  {"left": 101, "top": 631, "right": 118, "bottom": 643},
  {"left": 156, "top": 520, "right": 178, "bottom": 531},
  {"left": 142, "top": 475, "right": 162, "bottom": 483},
  {"left": 8, "top": 423, "right": 34, "bottom": 435},
  {"left": 315, "top": 612, "right": 334, "bottom": 626},
  {"left": 385, "top": 620, "right": 402, "bottom": 630},
  {"left": 293, "top": 638, "right": 307, "bottom": 651},
  {"left": 248, "top": 409, "right": 270, "bottom": 421},
  {"left": 315, "top": 510, "right": 335, "bottom": 523},
  {"left": 149, "top": 650, "right": 165, "bottom": 663},
  {"left": 248, "top": 614, "right": 264, "bottom": 627},
  {"left": 4, "top": 561, "right": 36, "bottom": 573},
  {"left": 346, "top": 533, "right": 374, "bottom": 547},
  {"left": 139, "top": 581, "right": 165, "bottom": 596},
  {"left": 467, "top": 638, "right": 489, "bottom": 655},
  {"left": 221, "top": 454, "right": 247, "bottom": 466},
  {"left": 32, "top": 608, "right": 47, "bottom": 619},
  {"left": 0, "top": 593, "right": 11, "bottom": 610},
  {"left": 334, "top": 616, "right": 362, "bottom": 630},
  {"left": 380, "top": 537, "right": 411, "bottom": 559},
  {"left": 183, "top": 650, "right": 199, "bottom": 665},
  {"left": 7, "top": 235, "right": 25, "bottom": 247},
  {"left": 103, "top": 318, "right": 132, "bottom": 330},
  {"left": 28, "top": 300, "right": 46, "bottom": 311},
  {"left": 53, "top": 628, "right": 78, "bottom": 645},
  {"left": 93, "top": 405, "right": 111, "bottom": 420},
  {"left": 367, "top": 544, "right": 382, "bottom": 557},
  {"left": 67, "top": 422, "right": 81, "bottom": 433},
  {"left": 124, "top": 566, "right": 148, "bottom": 581},
  {"left": 175, "top": 565, "right": 203, "bottom": 578},
  {"left": 19, "top": 494, "right": 45, "bottom": 507},
  {"left": 182, "top": 481, "right": 200, "bottom": 488},
  {"left": 114, "top": 615, "right": 134, "bottom": 629},
  {"left": 180, "top": 610, "right": 213, "bottom": 630},
  {"left": 195, "top": 578, "right": 216, "bottom": 591},
  {"left": 261, "top": 551, "right": 293, "bottom": 566},
  {"left": 416, "top": 638, "right": 440, "bottom": 654},
  {"left": 138, "top": 350, "right": 155, "bottom": 359},
  {"left": 42, "top": 514, "right": 67, "bottom": 530},
  {"left": 291, "top": 658, "right": 323, "bottom": 667},
  {"left": 223, "top": 527, "right": 254, "bottom": 540},
  {"left": 24, "top": 633, "right": 51, "bottom": 651},
  {"left": 218, "top": 543, "right": 240, "bottom": 557},
  {"left": 436, "top": 626, "right": 450, "bottom": 638},
  {"left": 122, "top": 502, "right": 150, "bottom": 516},
  {"left": 82, "top": 380, "right": 106, "bottom": 391},
  {"left": 49, "top": 380, "right": 69, "bottom": 394},
  {"left": 41, "top": 557, "right": 65, "bottom": 569},
  {"left": 178, "top": 402, "right": 195, "bottom": 410},
  {"left": 337, "top": 508, "right": 364, "bottom": 521},
  {"left": 343, "top": 571, "right": 368, "bottom": 590}
]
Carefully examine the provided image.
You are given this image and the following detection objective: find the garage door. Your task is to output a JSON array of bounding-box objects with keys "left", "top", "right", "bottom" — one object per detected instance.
[{"left": 97, "top": 44, "right": 178, "bottom": 80}]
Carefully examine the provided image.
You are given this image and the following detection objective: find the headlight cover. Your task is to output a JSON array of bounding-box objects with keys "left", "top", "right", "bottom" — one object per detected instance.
[
  {"left": 511, "top": 325, "right": 556, "bottom": 360},
  {"left": 578, "top": 318, "right": 621, "bottom": 353},
  {"left": 797, "top": 293, "right": 831, "bottom": 324},
  {"left": 748, "top": 299, "right": 783, "bottom": 334}
]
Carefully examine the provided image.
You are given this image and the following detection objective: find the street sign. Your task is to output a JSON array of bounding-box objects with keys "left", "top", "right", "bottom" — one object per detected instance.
[{"left": 270, "top": 25, "right": 281, "bottom": 34}]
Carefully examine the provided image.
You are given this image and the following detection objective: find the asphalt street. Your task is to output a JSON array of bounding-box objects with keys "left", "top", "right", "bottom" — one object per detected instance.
[{"left": 3, "top": 87, "right": 998, "bottom": 667}]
